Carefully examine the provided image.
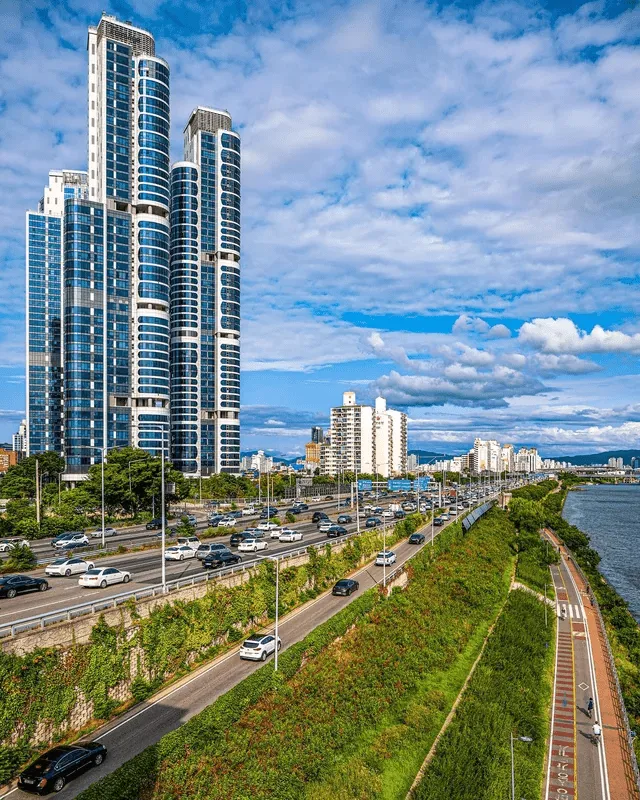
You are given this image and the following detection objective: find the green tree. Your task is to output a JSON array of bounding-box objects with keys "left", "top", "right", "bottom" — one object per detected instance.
[
  {"left": 0, "top": 453, "right": 64, "bottom": 500},
  {"left": 509, "top": 498, "right": 544, "bottom": 535},
  {"left": 4, "top": 543, "right": 37, "bottom": 571}
]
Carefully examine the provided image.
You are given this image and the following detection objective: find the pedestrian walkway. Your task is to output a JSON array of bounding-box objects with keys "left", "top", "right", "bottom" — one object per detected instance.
[{"left": 544, "top": 529, "right": 640, "bottom": 800}]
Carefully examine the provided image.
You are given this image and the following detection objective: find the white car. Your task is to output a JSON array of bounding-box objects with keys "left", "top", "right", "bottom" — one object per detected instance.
[
  {"left": 89, "top": 528, "right": 118, "bottom": 538},
  {"left": 78, "top": 567, "right": 131, "bottom": 588},
  {"left": 382, "top": 509, "right": 394, "bottom": 518},
  {"left": 165, "top": 545, "right": 197, "bottom": 561},
  {"left": 238, "top": 538, "right": 269, "bottom": 553},
  {"left": 239, "top": 633, "right": 282, "bottom": 661},
  {"left": 318, "top": 520, "right": 335, "bottom": 532},
  {"left": 176, "top": 536, "right": 201, "bottom": 551},
  {"left": 0, "top": 539, "right": 30, "bottom": 552},
  {"left": 46, "top": 557, "right": 95, "bottom": 577},
  {"left": 53, "top": 533, "right": 89, "bottom": 549},
  {"left": 217, "top": 517, "right": 237, "bottom": 527},
  {"left": 375, "top": 550, "right": 397, "bottom": 566},
  {"left": 269, "top": 527, "right": 284, "bottom": 539},
  {"left": 279, "top": 529, "right": 303, "bottom": 543},
  {"left": 257, "top": 521, "right": 279, "bottom": 531},
  {"left": 241, "top": 506, "right": 256, "bottom": 516}
]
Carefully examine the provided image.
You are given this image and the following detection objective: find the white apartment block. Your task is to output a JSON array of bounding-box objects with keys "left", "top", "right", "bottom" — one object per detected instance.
[
  {"left": 473, "top": 438, "right": 502, "bottom": 472},
  {"left": 515, "top": 447, "right": 542, "bottom": 472}
]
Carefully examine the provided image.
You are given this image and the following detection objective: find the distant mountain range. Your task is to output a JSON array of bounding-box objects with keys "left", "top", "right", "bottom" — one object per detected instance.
[{"left": 550, "top": 449, "right": 640, "bottom": 466}]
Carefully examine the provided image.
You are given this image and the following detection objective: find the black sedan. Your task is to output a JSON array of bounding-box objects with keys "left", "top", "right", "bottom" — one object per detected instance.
[
  {"left": 230, "top": 531, "right": 253, "bottom": 547},
  {"left": 409, "top": 532, "right": 425, "bottom": 544},
  {"left": 203, "top": 551, "right": 242, "bottom": 569},
  {"left": 146, "top": 518, "right": 163, "bottom": 530},
  {"left": 365, "top": 517, "right": 381, "bottom": 528},
  {"left": 0, "top": 575, "right": 48, "bottom": 599},
  {"left": 312, "top": 511, "right": 329, "bottom": 523},
  {"left": 332, "top": 579, "right": 359, "bottom": 596},
  {"left": 326, "top": 525, "right": 348, "bottom": 538},
  {"left": 18, "top": 742, "right": 107, "bottom": 794},
  {"left": 337, "top": 514, "right": 353, "bottom": 524}
]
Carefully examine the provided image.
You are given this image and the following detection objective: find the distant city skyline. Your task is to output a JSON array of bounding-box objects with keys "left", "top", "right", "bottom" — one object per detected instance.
[{"left": 2, "top": 0, "right": 640, "bottom": 462}]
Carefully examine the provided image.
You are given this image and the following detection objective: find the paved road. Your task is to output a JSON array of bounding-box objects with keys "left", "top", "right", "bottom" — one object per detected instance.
[
  {"left": 545, "top": 536, "right": 610, "bottom": 800},
  {"left": 2, "top": 509, "right": 462, "bottom": 800}
]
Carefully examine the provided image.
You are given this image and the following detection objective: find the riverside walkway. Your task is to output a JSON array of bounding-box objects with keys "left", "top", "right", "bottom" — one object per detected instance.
[{"left": 544, "top": 528, "right": 640, "bottom": 800}]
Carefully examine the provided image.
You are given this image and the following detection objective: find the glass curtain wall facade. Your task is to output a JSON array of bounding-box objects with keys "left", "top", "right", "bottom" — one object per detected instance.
[{"left": 182, "top": 108, "right": 241, "bottom": 474}]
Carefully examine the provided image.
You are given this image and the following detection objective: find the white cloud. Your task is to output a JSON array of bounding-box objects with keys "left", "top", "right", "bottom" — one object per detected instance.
[
  {"left": 532, "top": 353, "right": 602, "bottom": 374},
  {"left": 519, "top": 317, "right": 640, "bottom": 354}
]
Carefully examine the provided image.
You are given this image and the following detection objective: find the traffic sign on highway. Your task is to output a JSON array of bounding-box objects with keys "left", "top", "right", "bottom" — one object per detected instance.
[
  {"left": 413, "top": 477, "right": 431, "bottom": 490},
  {"left": 388, "top": 479, "right": 412, "bottom": 491},
  {"left": 357, "top": 479, "right": 373, "bottom": 490}
]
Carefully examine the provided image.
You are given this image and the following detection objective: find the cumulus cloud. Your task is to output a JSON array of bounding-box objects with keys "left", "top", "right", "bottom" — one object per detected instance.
[
  {"left": 453, "top": 315, "right": 511, "bottom": 339},
  {"left": 519, "top": 318, "right": 640, "bottom": 354},
  {"left": 532, "top": 353, "right": 602, "bottom": 375}
]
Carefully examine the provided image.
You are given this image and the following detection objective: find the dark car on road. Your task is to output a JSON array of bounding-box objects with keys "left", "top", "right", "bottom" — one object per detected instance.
[
  {"left": 259, "top": 507, "right": 278, "bottom": 519},
  {"left": 0, "top": 575, "right": 49, "bottom": 599},
  {"left": 433, "top": 517, "right": 445, "bottom": 526},
  {"left": 365, "top": 517, "right": 381, "bottom": 528},
  {"left": 230, "top": 531, "right": 255, "bottom": 547},
  {"left": 394, "top": 510, "right": 406, "bottom": 519},
  {"left": 326, "top": 525, "right": 348, "bottom": 538},
  {"left": 332, "top": 578, "right": 359, "bottom": 596},
  {"left": 408, "top": 532, "right": 425, "bottom": 544},
  {"left": 203, "top": 551, "right": 242, "bottom": 569},
  {"left": 337, "top": 514, "right": 352, "bottom": 524},
  {"left": 18, "top": 742, "right": 107, "bottom": 794},
  {"left": 312, "top": 511, "right": 329, "bottom": 524},
  {"left": 291, "top": 502, "right": 308, "bottom": 512},
  {"left": 146, "top": 518, "right": 163, "bottom": 530}
]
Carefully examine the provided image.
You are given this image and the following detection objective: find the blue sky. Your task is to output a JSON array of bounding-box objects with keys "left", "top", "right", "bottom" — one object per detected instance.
[{"left": 1, "top": 0, "right": 640, "bottom": 457}]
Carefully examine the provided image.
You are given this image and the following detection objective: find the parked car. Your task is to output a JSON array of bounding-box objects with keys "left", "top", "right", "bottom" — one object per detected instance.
[
  {"left": 164, "top": 545, "right": 197, "bottom": 561},
  {"left": 18, "top": 742, "right": 107, "bottom": 795},
  {"left": 78, "top": 567, "right": 131, "bottom": 589},
  {"left": 375, "top": 550, "right": 397, "bottom": 566},
  {"left": 408, "top": 532, "right": 425, "bottom": 545},
  {"left": 337, "top": 514, "right": 352, "bottom": 524},
  {"left": 239, "top": 633, "right": 281, "bottom": 661},
  {"left": 257, "top": 521, "right": 279, "bottom": 531},
  {"left": 89, "top": 528, "right": 117, "bottom": 538},
  {"left": 203, "top": 551, "right": 242, "bottom": 569},
  {"left": 238, "top": 538, "right": 269, "bottom": 553},
  {"left": 45, "top": 558, "right": 95, "bottom": 577},
  {"left": 0, "top": 538, "right": 30, "bottom": 552},
  {"left": 181, "top": 514, "right": 198, "bottom": 526},
  {"left": 0, "top": 574, "right": 48, "bottom": 598},
  {"left": 312, "top": 511, "right": 329, "bottom": 524},
  {"left": 52, "top": 534, "right": 89, "bottom": 550},
  {"left": 145, "top": 519, "right": 163, "bottom": 530},
  {"left": 332, "top": 578, "right": 359, "bottom": 596},
  {"left": 196, "top": 543, "right": 231, "bottom": 560},
  {"left": 326, "top": 525, "right": 348, "bottom": 538},
  {"left": 365, "top": 517, "right": 381, "bottom": 528},
  {"left": 176, "top": 536, "right": 200, "bottom": 551},
  {"left": 278, "top": 529, "right": 303, "bottom": 543}
]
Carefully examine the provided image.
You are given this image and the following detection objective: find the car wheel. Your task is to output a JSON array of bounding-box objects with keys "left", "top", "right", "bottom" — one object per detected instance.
[
  {"left": 180, "top": 554, "right": 184, "bottom": 561},
  {"left": 123, "top": 575, "right": 130, "bottom": 584},
  {"left": 277, "top": 641, "right": 281, "bottom": 651},
  {"left": 253, "top": 546, "right": 258, "bottom": 552},
  {"left": 100, "top": 579, "right": 107, "bottom": 589},
  {"left": 6, "top": 589, "right": 16, "bottom": 599},
  {"left": 53, "top": 776, "right": 65, "bottom": 792},
  {"left": 93, "top": 753, "right": 104, "bottom": 766},
  {"left": 88, "top": 563, "right": 94, "bottom": 570},
  {"left": 65, "top": 568, "right": 72, "bottom": 577},
  {"left": 261, "top": 650, "right": 267, "bottom": 661},
  {"left": 39, "top": 581, "right": 48, "bottom": 591},
  {"left": 347, "top": 588, "right": 352, "bottom": 596}
]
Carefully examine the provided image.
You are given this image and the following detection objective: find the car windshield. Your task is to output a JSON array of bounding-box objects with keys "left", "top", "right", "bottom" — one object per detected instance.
[
  {"left": 85, "top": 569, "right": 101, "bottom": 576},
  {"left": 242, "top": 640, "right": 260, "bottom": 648},
  {"left": 50, "top": 558, "right": 68, "bottom": 565},
  {"left": 335, "top": 581, "right": 348, "bottom": 587}
]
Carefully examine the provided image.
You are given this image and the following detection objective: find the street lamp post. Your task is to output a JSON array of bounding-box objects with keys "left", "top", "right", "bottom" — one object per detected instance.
[
  {"left": 272, "top": 556, "right": 280, "bottom": 672},
  {"left": 510, "top": 732, "right": 533, "bottom": 800}
]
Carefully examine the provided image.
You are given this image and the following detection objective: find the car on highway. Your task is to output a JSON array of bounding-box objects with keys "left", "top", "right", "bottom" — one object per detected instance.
[
  {"left": 196, "top": 542, "right": 231, "bottom": 560},
  {"left": 51, "top": 532, "right": 87, "bottom": 549},
  {"left": 239, "top": 633, "right": 281, "bottom": 661},
  {"left": 290, "top": 502, "right": 308, "bottom": 513},
  {"left": 18, "top": 741, "right": 107, "bottom": 794},
  {"left": 164, "top": 545, "right": 197, "bottom": 561},
  {"left": 202, "top": 551, "right": 242, "bottom": 570},
  {"left": 326, "top": 525, "right": 348, "bottom": 538},
  {"left": 382, "top": 509, "right": 394, "bottom": 518},
  {"left": 433, "top": 517, "right": 445, "bottom": 526},
  {"left": 278, "top": 529, "right": 303, "bottom": 543},
  {"left": 208, "top": 514, "right": 224, "bottom": 525},
  {"left": 332, "top": 578, "right": 359, "bottom": 597},
  {"left": 238, "top": 538, "right": 269, "bottom": 553},
  {"left": 365, "top": 517, "right": 381, "bottom": 528},
  {"left": 78, "top": 567, "right": 131, "bottom": 589},
  {"left": 324, "top": 495, "right": 334, "bottom": 501},
  {"left": 45, "top": 558, "right": 95, "bottom": 577},
  {"left": 181, "top": 514, "right": 198, "bottom": 526},
  {"left": 408, "top": 532, "right": 425, "bottom": 545},
  {"left": 241, "top": 505, "right": 256, "bottom": 516},
  {"left": 176, "top": 536, "right": 201, "bottom": 551},
  {"left": 312, "top": 511, "right": 329, "bottom": 524},
  {"left": 394, "top": 510, "right": 406, "bottom": 519},
  {"left": 318, "top": 519, "right": 336, "bottom": 532},
  {"left": 0, "top": 574, "right": 48, "bottom": 598},
  {"left": 88, "top": 527, "right": 118, "bottom": 538},
  {"left": 145, "top": 519, "right": 163, "bottom": 530},
  {"left": 230, "top": 531, "right": 254, "bottom": 547},
  {"left": 375, "top": 550, "right": 397, "bottom": 566},
  {"left": 337, "top": 514, "right": 352, "bottom": 524},
  {"left": 0, "top": 538, "right": 30, "bottom": 552},
  {"left": 257, "top": 521, "right": 279, "bottom": 531},
  {"left": 269, "top": 527, "right": 285, "bottom": 539},
  {"left": 339, "top": 499, "right": 351, "bottom": 507},
  {"left": 259, "top": 507, "right": 278, "bottom": 519}
]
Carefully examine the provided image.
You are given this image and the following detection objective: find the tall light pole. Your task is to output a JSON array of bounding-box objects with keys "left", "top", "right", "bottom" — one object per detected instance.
[
  {"left": 510, "top": 733, "right": 533, "bottom": 800},
  {"left": 271, "top": 556, "right": 280, "bottom": 672}
]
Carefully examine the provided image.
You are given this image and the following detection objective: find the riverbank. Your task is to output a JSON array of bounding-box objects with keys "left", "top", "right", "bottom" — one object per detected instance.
[{"left": 546, "top": 482, "right": 640, "bottom": 766}]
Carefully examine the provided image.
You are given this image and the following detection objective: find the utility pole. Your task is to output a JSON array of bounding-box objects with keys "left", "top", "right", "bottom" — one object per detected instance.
[
  {"left": 35, "top": 458, "right": 40, "bottom": 526},
  {"left": 274, "top": 556, "right": 280, "bottom": 671}
]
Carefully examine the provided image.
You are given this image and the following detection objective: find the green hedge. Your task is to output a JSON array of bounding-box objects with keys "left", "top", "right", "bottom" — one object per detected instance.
[
  {"left": 412, "top": 589, "right": 554, "bottom": 800},
  {"left": 0, "top": 514, "right": 426, "bottom": 785},
  {"left": 78, "top": 508, "right": 515, "bottom": 800},
  {"left": 511, "top": 479, "right": 557, "bottom": 502}
]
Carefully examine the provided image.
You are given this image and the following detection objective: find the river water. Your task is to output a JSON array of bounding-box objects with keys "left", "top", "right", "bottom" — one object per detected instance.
[{"left": 563, "top": 484, "right": 640, "bottom": 622}]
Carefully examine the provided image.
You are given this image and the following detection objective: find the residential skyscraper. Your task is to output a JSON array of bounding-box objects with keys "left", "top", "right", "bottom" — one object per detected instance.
[
  {"left": 181, "top": 107, "right": 241, "bottom": 474},
  {"left": 311, "top": 426, "right": 324, "bottom": 444},
  {"left": 26, "top": 15, "right": 241, "bottom": 477},
  {"left": 12, "top": 420, "right": 27, "bottom": 457}
]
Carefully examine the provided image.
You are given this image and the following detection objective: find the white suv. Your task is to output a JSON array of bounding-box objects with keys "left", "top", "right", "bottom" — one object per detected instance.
[
  {"left": 176, "top": 536, "right": 201, "bottom": 551},
  {"left": 239, "top": 633, "right": 282, "bottom": 661},
  {"left": 375, "top": 550, "right": 397, "bottom": 566}
]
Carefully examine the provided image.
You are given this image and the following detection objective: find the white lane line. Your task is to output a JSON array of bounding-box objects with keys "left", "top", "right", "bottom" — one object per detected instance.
[
  {"left": 569, "top": 604, "right": 574, "bottom": 619},
  {"left": 574, "top": 604, "right": 581, "bottom": 620}
]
